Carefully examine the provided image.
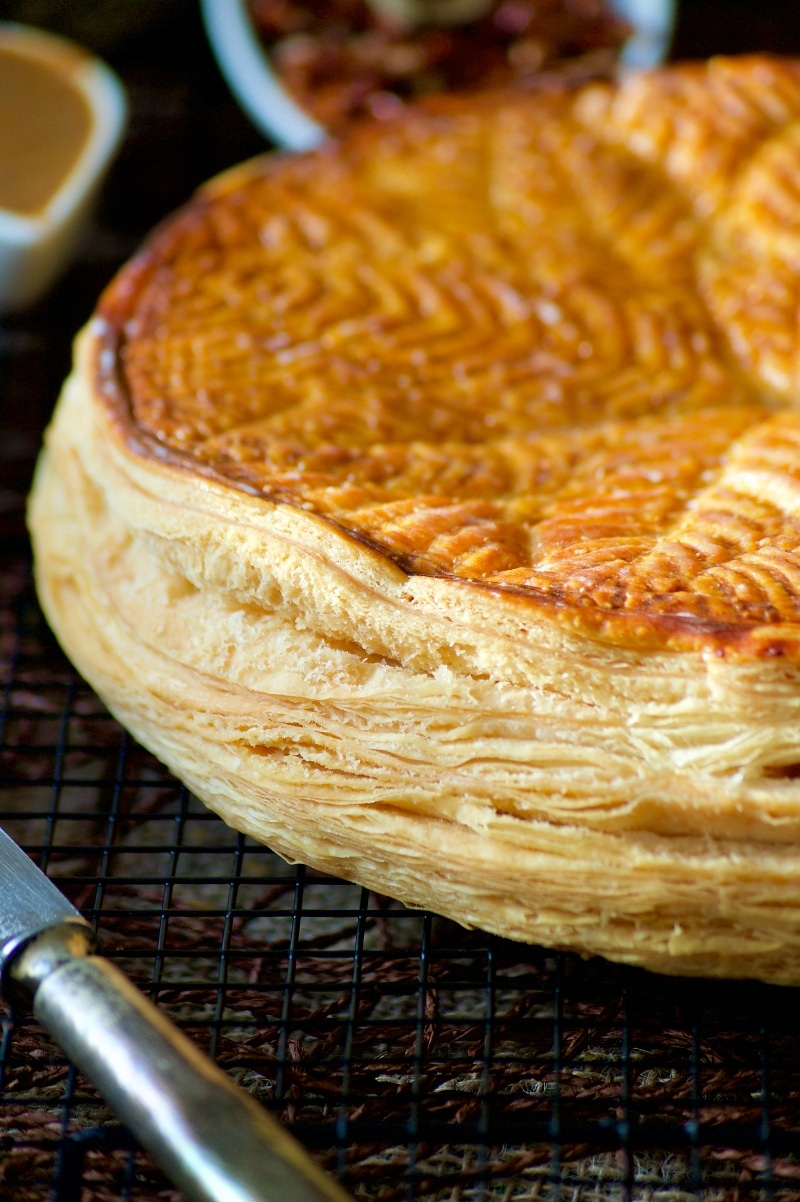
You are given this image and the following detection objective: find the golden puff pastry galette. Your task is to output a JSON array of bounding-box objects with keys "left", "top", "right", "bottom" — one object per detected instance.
[{"left": 29, "top": 56, "right": 800, "bottom": 983}]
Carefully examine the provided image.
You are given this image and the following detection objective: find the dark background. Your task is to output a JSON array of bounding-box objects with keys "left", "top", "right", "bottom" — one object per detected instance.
[{"left": 671, "top": 0, "right": 800, "bottom": 57}]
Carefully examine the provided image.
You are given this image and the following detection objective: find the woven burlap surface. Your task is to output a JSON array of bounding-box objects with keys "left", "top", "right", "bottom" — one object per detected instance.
[{"left": 2, "top": 569, "right": 800, "bottom": 1200}]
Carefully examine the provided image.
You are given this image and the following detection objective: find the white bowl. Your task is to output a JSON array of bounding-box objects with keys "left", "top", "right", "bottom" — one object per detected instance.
[
  {"left": 0, "top": 23, "right": 127, "bottom": 314},
  {"left": 201, "top": 0, "right": 676, "bottom": 151}
]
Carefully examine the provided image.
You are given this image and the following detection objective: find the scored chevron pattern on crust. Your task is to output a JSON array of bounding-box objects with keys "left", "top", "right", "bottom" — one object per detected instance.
[{"left": 102, "top": 56, "right": 800, "bottom": 641}]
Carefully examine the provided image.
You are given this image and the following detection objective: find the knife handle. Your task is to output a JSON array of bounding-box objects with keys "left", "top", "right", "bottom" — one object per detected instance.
[{"left": 9, "top": 923, "right": 351, "bottom": 1202}]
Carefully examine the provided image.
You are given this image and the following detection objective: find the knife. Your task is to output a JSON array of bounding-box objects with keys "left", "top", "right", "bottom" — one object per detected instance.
[{"left": 0, "top": 825, "right": 352, "bottom": 1202}]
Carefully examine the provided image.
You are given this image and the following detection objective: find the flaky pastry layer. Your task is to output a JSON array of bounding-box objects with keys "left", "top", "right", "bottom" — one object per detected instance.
[{"left": 27, "top": 57, "right": 800, "bottom": 982}]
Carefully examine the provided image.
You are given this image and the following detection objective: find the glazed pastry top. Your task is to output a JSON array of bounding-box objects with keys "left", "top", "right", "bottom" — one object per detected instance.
[{"left": 97, "top": 56, "right": 800, "bottom": 652}]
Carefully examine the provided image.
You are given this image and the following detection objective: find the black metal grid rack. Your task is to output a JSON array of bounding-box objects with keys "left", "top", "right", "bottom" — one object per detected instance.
[{"left": 2, "top": 3, "right": 800, "bottom": 1199}]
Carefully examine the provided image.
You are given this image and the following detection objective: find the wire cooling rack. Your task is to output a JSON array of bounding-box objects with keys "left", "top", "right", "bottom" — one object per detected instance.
[
  {"left": 5, "top": 555, "right": 800, "bottom": 1202},
  {"left": 3, "top": 3, "right": 800, "bottom": 1199}
]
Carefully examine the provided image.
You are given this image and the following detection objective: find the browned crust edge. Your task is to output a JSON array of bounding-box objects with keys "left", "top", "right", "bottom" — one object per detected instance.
[{"left": 90, "top": 147, "right": 800, "bottom": 664}]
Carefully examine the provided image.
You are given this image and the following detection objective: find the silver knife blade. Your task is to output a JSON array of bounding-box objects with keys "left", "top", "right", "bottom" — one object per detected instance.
[
  {"left": 0, "top": 822, "right": 353, "bottom": 1201},
  {"left": 0, "top": 825, "right": 86, "bottom": 970}
]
